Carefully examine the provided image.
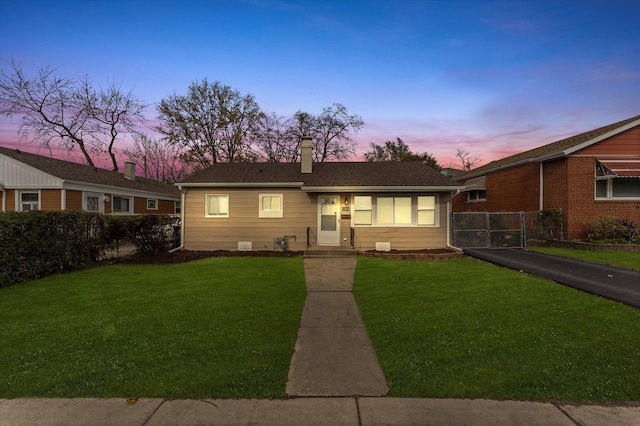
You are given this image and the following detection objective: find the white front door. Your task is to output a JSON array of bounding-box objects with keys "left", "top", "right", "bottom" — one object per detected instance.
[{"left": 317, "top": 194, "right": 341, "bottom": 246}]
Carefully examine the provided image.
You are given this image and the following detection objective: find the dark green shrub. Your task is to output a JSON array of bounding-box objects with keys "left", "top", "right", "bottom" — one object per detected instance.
[
  {"left": 0, "top": 212, "right": 176, "bottom": 287},
  {"left": 130, "top": 214, "right": 176, "bottom": 254},
  {"left": 585, "top": 216, "right": 638, "bottom": 244},
  {"left": 0, "top": 211, "right": 106, "bottom": 287}
]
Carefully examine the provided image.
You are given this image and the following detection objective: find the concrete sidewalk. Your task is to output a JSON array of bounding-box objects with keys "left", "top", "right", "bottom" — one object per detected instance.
[
  {"left": 2, "top": 397, "right": 640, "bottom": 426},
  {"left": 285, "top": 257, "right": 389, "bottom": 396}
]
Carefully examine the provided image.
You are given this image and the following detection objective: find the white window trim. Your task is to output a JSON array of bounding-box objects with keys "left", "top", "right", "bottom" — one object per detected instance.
[
  {"left": 258, "top": 194, "right": 283, "bottom": 218},
  {"left": 595, "top": 177, "right": 640, "bottom": 200},
  {"left": 174, "top": 200, "right": 181, "bottom": 215},
  {"left": 82, "top": 192, "right": 104, "bottom": 213},
  {"left": 351, "top": 194, "right": 439, "bottom": 227},
  {"left": 112, "top": 195, "right": 134, "bottom": 215},
  {"left": 147, "top": 198, "right": 158, "bottom": 210},
  {"left": 205, "top": 194, "right": 229, "bottom": 218},
  {"left": 18, "top": 190, "right": 40, "bottom": 211}
]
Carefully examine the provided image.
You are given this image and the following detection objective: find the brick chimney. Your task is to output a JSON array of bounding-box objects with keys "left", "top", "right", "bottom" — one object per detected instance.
[
  {"left": 124, "top": 162, "right": 136, "bottom": 180},
  {"left": 301, "top": 137, "right": 312, "bottom": 174}
]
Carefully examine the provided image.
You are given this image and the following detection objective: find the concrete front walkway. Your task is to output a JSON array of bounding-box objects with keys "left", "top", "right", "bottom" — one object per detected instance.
[{"left": 285, "top": 256, "right": 389, "bottom": 396}]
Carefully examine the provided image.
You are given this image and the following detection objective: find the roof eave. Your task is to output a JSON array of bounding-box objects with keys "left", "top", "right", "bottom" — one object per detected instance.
[
  {"left": 177, "top": 182, "right": 305, "bottom": 189},
  {"left": 63, "top": 180, "right": 180, "bottom": 199},
  {"left": 458, "top": 117, "right": 640, "bottom": 180},
  {"left": 302, "top": 185, "right": 463, "bottom": 192},
  {"left": 458, "top": 158, "right": 535, "bottom": 180},
  {"left": 563, "top": 118, "right": 640, "bottom": 155}
]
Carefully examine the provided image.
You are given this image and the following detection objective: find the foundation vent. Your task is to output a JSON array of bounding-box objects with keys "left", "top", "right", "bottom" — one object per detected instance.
[
  {"left": 238, "top": 242, "right": 252, "bottom": 251},
  {"left": 375, "top": 242, "right": 391, "bottom": 252}
]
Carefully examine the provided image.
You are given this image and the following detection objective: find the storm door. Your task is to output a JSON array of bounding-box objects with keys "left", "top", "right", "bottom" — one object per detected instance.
[{"left": 317, "top": 194, "right": 341, "bottom": 245}]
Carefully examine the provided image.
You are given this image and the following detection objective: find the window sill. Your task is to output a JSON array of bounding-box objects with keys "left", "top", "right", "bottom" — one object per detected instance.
[{"left": 594, "top": 198, "right": 640, "bottom": 203}]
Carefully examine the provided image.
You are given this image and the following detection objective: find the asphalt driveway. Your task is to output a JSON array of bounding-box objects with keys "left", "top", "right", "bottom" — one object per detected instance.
[{"left": 464, "top": 249, "right": 640, "bottom": 309}]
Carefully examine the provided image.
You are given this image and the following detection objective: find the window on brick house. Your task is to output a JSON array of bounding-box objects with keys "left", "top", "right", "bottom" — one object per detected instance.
[{"left": 595, "top": 160, "right": 640, "bottom": 199}]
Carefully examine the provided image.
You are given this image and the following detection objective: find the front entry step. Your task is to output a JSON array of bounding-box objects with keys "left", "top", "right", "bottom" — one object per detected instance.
[{"left": 304, "top": 248, "right": 357, "bottom": 258}]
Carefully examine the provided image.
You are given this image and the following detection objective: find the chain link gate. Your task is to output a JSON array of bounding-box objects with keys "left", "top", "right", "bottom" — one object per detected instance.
[{"left": 451, "top": 212, "right": 525, "bottom": 249}]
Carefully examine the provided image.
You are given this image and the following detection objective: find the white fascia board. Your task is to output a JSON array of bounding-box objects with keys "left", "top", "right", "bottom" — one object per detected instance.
[
  {"left": 63, "top": 181, "right": 180, "bottom": 201},
  {"left": 459, "top": 158, "right": 535, "bottom": 180},
  {"left": 563, "top": 119, "right": 640, "bottom": 156},
  {"left": 301, "top": 185, "right": 464, "bottom": 192},
  {"left": 177, "top": 182, "right": 304, "bottom": 189}
]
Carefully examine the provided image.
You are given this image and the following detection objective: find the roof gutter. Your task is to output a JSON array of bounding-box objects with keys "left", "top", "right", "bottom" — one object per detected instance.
[
  {"left": 458, "top": 158, "right": 536, "bottom": 180},
  {"left": 302, "top": 185, "right": 464, "bottom": 192},
  {"left": 177, "top": 182, "right": 305, "bottom": 189}
]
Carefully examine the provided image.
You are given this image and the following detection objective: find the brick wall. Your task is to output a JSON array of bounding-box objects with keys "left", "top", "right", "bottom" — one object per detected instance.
[
  {"left": 452, "top": 162, "right": 539, "bottom": 213},
  {"left": 564, "top": 157, "right": 640, "bottom": 239}
]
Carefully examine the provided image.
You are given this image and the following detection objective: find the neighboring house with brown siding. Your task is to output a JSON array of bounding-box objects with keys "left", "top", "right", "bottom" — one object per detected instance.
[
  {"left": 177, "top": 138, "right": 462, "bottom": 252},
  {"left": 452, "top": 115, "right": 640, "bottom": 240},
  {"left": 0, "top": 146, "right": 180, "bottom": 214}
]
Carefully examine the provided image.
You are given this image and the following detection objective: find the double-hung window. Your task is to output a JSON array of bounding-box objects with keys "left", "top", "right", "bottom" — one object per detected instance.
[
  {"left": 417, "top": 196, "right": 437, "bottom": 226},
  {"left": 353, "top": 196, "right": 372, "bottom": 225},
  {"left": 147, "top": 198, "right": 158, "bottom": 210},
  {"left": 205, "top": 194, "right": 229, "bottom": 218},
  {"left": 259, "top": 194, "right": 283, "bottom": 218}
]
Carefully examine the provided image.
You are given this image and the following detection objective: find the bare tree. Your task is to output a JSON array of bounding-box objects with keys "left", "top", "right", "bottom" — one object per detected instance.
[
  {"left": 454, "top": 148, "right": 482, "bottom": 171},
  {"left": 313, "top": 103, "right": 363, "bottom": 162},
  {"left": 0, "top": 61, "right": 146, "bottom": 170},
  {"left": 122, "top": 134, "right": 190, "bottom": 183},
  {"left": 156, "top": 79, "right": 263, "bottom": 168},
  {"left": 83, "top": 78, "right": 147, "bottom": 171},
  {"left": 0, "top": 61, "right": 97, "bottom": 166},
  {"left": 251, "top": 112, "right": 298, "bottom": 162}
]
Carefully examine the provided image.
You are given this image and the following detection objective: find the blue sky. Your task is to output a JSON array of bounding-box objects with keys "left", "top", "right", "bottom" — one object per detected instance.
[{"left": 1, "top": 0, "right": 639, "bottom": 167}]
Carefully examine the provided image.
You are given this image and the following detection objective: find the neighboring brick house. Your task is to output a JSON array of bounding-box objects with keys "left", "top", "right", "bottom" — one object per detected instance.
[
  {"left": 0, "top": 146, "right": 181, "bottom": 214},
  {"left": 177, "top": 138, "right": 462, "bottom": 252},
  {"left": 452, "top": 115, "right": 640, "bottom": 240}
]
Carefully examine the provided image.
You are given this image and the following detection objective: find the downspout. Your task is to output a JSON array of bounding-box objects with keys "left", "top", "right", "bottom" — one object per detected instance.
[
  {"left": 168, "top": 187, "right": 186, "bottom": 253},
  {"left": 539, "top": 162, "right": 544, "bottom": 211},
  {"left": 0, "top": 183, "right": 6, "bottom": 212}
]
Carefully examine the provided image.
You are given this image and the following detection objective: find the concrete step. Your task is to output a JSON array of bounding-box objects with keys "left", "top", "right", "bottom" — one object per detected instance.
[{"left": 304, "top": 249, "right": 357, "bottom": 258}]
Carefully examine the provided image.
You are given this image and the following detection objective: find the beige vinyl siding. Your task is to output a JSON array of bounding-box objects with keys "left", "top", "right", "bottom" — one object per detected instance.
[
  {"left": 184, "top": 188, "right": 316, "bottom": 251},
  {"left": 350, "top": 193, "right": 450, "bottom": 250},
  {"left": 184, "top": 189, "right": 451, "bottom": 251}
]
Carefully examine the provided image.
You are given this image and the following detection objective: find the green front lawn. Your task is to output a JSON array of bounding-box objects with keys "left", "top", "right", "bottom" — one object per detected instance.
[
  {"left": 0, "top": 257, "right": 306, "bottom": 399},
  {"left": 354, "top": 257, "right": 640, "bottom": 401},
  {"left": 529, "top": 247, "right": 640, "bottom": 271}
]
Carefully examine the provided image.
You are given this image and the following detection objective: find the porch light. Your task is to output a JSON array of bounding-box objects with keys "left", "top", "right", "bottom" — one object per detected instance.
[{"left": 344, "top": 197, "right": 349, "bottom": 206}]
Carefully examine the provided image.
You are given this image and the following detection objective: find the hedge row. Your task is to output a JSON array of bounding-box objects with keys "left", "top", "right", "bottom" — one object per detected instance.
[{"left": 0, "top": 211, "right": 177, "bottom": 288}]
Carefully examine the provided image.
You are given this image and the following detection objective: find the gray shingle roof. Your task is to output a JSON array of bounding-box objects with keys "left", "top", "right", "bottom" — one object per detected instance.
[
  {"left": 458, "top": 114, "right": 640, "bottom": 179},
  {"left": 180, "top": 161, "right": 459, "bottom": 188},
  {"left": 0, "top": 146, "right": 180, "bottom": 197}
]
